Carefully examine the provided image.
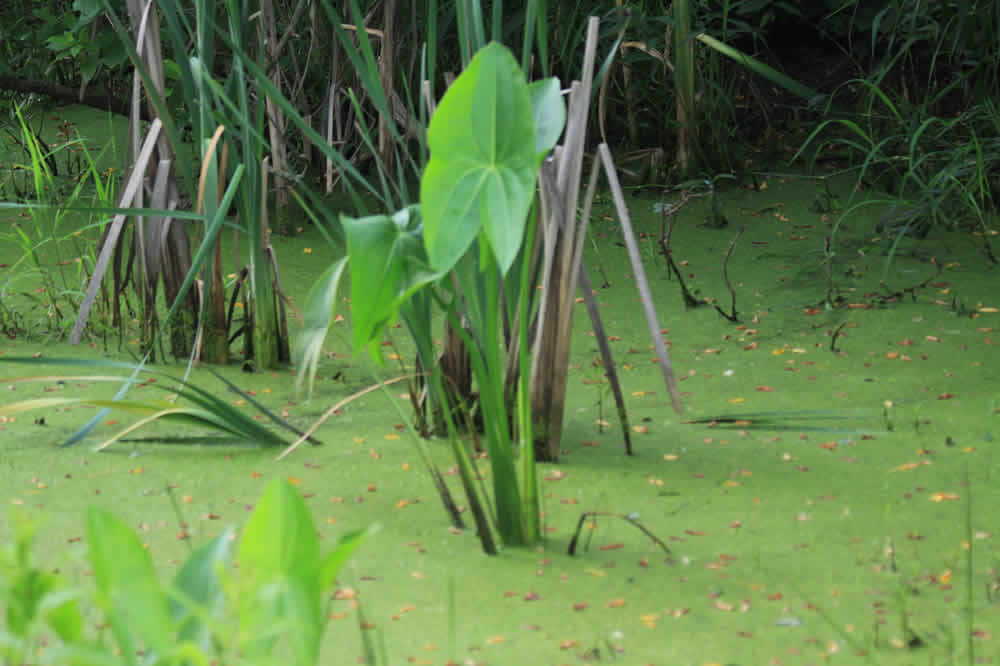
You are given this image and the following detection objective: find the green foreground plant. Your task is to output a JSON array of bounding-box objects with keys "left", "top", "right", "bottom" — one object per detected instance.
[{"left": 1, "top": 477, "right": 367, "bottom": 666}]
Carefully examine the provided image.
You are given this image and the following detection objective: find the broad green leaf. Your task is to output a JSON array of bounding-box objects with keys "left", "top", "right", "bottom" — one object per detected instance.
[
  {"left": 343, "top": 206, "right": 438, "bottom": 358},
  {"left": 87, "top": 508, "right": 173, "bottom": 666},
  {"left": 422, "top": 42, "right": 538, "bottom": 275},
  {"left": 528, "top": 77, "right": 565, "bottom": 159},
  {"left": 170, "top": 527, "right": 235, "bottom": 649},
  {"left": 294, "top": 256, "right": 348, "bottom": 397},
  {"left": 238, "top": 479, "right": 323, "bottom": 666}
]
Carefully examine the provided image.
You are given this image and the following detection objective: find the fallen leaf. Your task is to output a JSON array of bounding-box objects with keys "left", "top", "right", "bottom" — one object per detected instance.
[{"left": 930, "top": 492, "right": 960, "bottom": 502}]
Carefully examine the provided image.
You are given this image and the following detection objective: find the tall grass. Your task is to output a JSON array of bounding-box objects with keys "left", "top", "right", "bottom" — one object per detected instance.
[
  {"left": 795, "top": 79, "right": 999, "bottom": 281},
  {"left": 0, "top": 106, "right": 120, "bottom": 341}
]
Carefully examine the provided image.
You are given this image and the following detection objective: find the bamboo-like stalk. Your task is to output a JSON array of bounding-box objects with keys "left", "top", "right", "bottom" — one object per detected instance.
[
  {"left": 598, "top": 143, "right": 682, "bottom": 413},
  {"left": 261, "top": 0, "right": 291, "bottom": 222},
  {"left": 252, "top": 157, "right": 281, "bottom": 370},
  {"left": 529, "top": 18, "right": 599, "bottom": 461},
  {"left": 198, "top": 127, "right": 230, "bottom": 364},
  {"left": 378, "top": 0, "right": 397, "bottom": 173},
  {"left": 674, "top": 0, "right": 695, "bottom": 177}
]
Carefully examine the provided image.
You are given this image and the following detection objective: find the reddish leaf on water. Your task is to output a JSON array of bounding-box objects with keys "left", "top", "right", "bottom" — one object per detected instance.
[
  {"left": 606, "top": 599, "right": 626, "bottom": 608},
  {"left": 756, "top": 386, "right": 774, "bottom": 392},
  {"left": 524, "top": 592, "right": 541, "bottom": 601},
  {"left": 937, "top": 393, "right": 955, "bottom": 400},
  {"left": 572, "top": 602, "right": 588, "bottom": 611},
  {"left": 600, "top": 543, "right": 624, "bottom": 551}
]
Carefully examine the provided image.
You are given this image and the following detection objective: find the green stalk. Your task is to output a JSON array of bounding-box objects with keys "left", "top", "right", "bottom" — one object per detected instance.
[
  {"left": 479, "top": 242, "right": 525, "bottom": 545},
  {"left": 516, "top": 208, "right": 539, "bottom": 543}
]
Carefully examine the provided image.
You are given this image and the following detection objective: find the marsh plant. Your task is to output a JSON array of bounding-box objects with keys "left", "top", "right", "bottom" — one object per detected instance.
[{"left": 0, "top": 478, "right": 367, "bottom": 666}]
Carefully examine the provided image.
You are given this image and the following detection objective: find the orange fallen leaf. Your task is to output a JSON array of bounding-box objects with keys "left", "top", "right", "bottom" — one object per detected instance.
[
  {"left": 756, "top": 385, "right": 774, "bottom": 392},
  {"left": 893, "top": 460, "right": 931, "bottom": 471},
  {"left": 599, "top": 543, "right": 624, "bottom": 551},
  {"left": 930, "top": 492, "right": 960, "bottom": 502},
  {"left": 606, "top": 598, "right": 626, "bottom": 608},
  {"left": 713, "top": 600, "right": 734, "bottom": 612}
]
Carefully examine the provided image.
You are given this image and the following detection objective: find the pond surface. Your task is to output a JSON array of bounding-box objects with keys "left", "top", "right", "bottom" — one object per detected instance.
[{"left": 1, "top": 104, "right": 998, "bottom": 665}]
